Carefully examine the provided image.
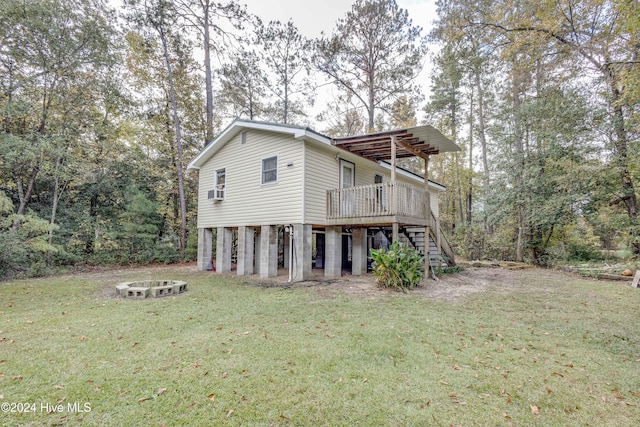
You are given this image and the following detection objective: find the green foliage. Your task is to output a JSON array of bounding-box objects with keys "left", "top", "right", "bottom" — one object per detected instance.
[
  {"left": 0, "top": 206, "right": 59, "bottom": 279},
  {"left": 370, "top": 241, "right": 424, "bottom": 292}
]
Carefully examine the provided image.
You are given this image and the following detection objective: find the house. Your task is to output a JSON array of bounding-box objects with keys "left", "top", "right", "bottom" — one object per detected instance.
[{"left": 187, "top": 119, "right": 460, "bottom": 282}]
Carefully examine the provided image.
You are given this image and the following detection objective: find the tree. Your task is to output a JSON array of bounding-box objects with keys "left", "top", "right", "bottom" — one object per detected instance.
[
  {"left": 256, "top": 19, "right": 311, "bottom": 124},
  {"left": 120, "top": 185, "right": 161, "bottom": 262},
  {"left": 217, "top": 49, "right": 268, "bottom": 120},
  {"left": 0, "top": 0, "right": 118, "bottom": 220},
  {"left": 125, "top": 0, "right": 190, "bottom": 259},
  {"left": 174, "top": 0, "right": 247, "bottom": 147},
  {"left": 460, "top": 0, "right": 640, "bottom": 254},
  {"left": 314, "top": 0, "right": 427, "bottom": 131}
]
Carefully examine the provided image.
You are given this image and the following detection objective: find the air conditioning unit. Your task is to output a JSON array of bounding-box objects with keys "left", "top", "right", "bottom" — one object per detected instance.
[{"left": 207, "top": 188, "right": 224, "bottom": 201}]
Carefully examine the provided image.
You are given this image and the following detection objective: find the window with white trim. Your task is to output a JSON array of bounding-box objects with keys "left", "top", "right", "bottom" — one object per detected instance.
[
  {"left": 214, "top": 168, "right": 226, "bottom": 199},
  {"left": 261, "top": 156, "right": 277, "bottom": 184}
]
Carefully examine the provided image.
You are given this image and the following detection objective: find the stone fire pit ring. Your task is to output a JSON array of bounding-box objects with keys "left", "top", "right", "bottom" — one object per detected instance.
[{"left": 115, "top": 280, "right": 187, "bottom": 299}]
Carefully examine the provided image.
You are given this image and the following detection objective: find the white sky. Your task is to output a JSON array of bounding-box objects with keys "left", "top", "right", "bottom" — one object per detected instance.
[{"left": 242, "top": 0, "right": 438, "bottom": 39}]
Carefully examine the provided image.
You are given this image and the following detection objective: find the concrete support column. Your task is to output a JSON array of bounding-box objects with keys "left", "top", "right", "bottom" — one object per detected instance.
[
  {"left": 237, "top": 226, "right": 254, "bottom": 276},
  {"left": 352, "top": 228, "right": 368, "bottom": 276},
  {"left": 216, "top": 227, "right": 232, "bottom": 273},
  {"left": 260, "top": 225, "right": 278, "bottom": 278},
  {"left": 292, "top": 224, "right": 312, "bottom": 282},
  {"left": 325, "top": 226, "right": 342, "bottom": 278},
  {"left": 283, "top": 230, "right": 290, "bottom": 269},
  {"left": 197, "top": 228, "right": 212, "bottom": 271},
  {"left": 254, "top": 228, "right": 262, "bottom": 275}
]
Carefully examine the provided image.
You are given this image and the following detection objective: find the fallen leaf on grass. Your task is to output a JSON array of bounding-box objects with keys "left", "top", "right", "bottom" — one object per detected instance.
[
  {"left": 54, "top": 384, "right": 64, "bottom": 390},
  {"left": 79, "top": 336, "right": 87, "bottom": 341},
  {"left": 226, "top": 409, "right": 234, "bottom": 417},
  {"left": 207, "top": 393, "right": 215, "bottom": 402},
  {"left": 157, "top": 388, "right": 167, "bottom": 396},
  {"left": 137, "top": 397, "right": 150, "bottom": 403},
  {"left": 12, "top": 375, "right": 23, "bottom": 380},
  {"left": 531, "top": 405, "right": 540, "bottom": 415}
]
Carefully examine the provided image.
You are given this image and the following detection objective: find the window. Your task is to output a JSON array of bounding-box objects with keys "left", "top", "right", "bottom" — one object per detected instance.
[
  {"left": 214, "top": 168, "right": 225, "bottom": 199},
  {"left": 262, "top": 156, "right": 277, "bottom": 184}
]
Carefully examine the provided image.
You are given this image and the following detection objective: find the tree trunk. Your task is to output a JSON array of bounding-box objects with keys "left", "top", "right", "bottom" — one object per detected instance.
[
  {"left": 467, "top": 86, "right": 473, "bottom": 226},
  {"left": 512, "top": 69, "right": 525, "bottom": 262},
  {"left": 606, "top": 64, "right": 639, "bottom": 254},
  {"left": 474, "top": 69, "right": 489, "bottom": 184},
  {"left": 47, "top": 156, "right": 66, "bottom": 266},
  {"left": 202, "top": 4, "right": 214, "bottom": 147},
  {"left": 159, "top": 28, "right": 188, "bottom": 259}
]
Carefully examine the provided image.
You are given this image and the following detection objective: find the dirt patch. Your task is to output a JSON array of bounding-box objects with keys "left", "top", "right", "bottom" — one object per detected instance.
[
  {"left": 298, "top": 266, "right": 582, "bottom": 301},
  {"left": 84, "top": 263, "right": 600, "bottom": 302},
  {"left": 238, "top": 266, "right": 556, "bottom": 301}
]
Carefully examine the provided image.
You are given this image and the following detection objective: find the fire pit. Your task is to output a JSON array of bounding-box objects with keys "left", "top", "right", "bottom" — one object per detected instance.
[{"left": 115, "top": 280, "right": 187, "bottom": 299}]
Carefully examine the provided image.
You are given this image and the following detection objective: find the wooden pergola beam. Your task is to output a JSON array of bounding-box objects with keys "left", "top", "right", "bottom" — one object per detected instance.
[{"left": 395, "top": 139, "right": 431, "bottom": 161}]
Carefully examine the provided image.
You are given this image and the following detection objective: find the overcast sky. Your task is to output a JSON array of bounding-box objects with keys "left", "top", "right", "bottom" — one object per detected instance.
[{"left": 242, "top": 0, "right": 438, "bottom": 38}]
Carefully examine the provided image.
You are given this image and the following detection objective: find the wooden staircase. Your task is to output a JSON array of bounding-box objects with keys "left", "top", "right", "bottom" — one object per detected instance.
[{"left": 402, "top": 226, "right": 455, "bottom": 267}]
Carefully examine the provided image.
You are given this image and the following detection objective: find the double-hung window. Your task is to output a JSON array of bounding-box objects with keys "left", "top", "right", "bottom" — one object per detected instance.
[
  {"left": 215, "top": 168, "right": 226, "bottom": 199},
  {"left": 261, "top": 156, "right": 277, "bottom": 184}
]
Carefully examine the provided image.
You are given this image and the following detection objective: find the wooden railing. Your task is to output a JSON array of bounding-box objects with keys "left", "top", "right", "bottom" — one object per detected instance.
[{"left": 326, "top": 182, "right": 430, "bottom": 222}]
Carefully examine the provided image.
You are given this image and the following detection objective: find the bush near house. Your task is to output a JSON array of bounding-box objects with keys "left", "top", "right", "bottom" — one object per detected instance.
[{"left": 370, "top": 241, "right": 424, "bottom": 292}]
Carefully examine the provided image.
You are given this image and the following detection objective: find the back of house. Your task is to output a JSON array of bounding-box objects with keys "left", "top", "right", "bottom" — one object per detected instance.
[{"left": 187, "top": 119, "right": 459, "bottom": 282}]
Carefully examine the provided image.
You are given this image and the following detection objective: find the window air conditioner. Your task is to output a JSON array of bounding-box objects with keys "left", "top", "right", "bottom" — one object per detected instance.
[{"left": 208, "top": 188, "right": 224, "bottom": 201}]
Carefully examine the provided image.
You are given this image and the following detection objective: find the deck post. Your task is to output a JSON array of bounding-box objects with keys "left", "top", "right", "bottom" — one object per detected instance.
[
  {"left": 391, "top": 135, "right": 399, "bottom": 242},
  {"left": 424, "top": 155, "right": 431, "bottom": 278},
  {"left": 216, "top": 227, "right": 232, "bottom": 273},
  {"left": 352, "top": 228, "right": 368, "bottom": 275},
  {"left": 260, "top": 225, "right": 278, "bottom": 278},
  {"left": 197, "top": 228, "right": 212, "bottom": 271},
  {"left": 237, "top": 226, "right": 254, "bottom": 276},
  {"left": 325, "top": 226, "right": 342, "bottom": 278}
]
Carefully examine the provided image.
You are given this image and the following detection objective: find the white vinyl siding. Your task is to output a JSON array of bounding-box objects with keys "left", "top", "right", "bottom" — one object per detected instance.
[
  {"left": 197, "top": 130, "right": 303, "bottom": 227},
  {"left": 303, "top": 143, "right": 339, "bottom": 225}
]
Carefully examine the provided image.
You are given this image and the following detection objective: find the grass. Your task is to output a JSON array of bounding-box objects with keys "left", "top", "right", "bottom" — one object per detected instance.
[{"left": 1, "top": 266, "right": 639, "bottom": 426}]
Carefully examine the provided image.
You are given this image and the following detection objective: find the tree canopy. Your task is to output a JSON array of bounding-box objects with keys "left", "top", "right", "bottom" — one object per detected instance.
[{"left": 0, "top": 0, "right": 638, "bottom": 278}]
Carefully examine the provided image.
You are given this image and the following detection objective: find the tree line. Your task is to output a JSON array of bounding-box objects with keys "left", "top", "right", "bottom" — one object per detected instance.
[{"left": 0, "top": 0, "right": 638, "bottom": 278}]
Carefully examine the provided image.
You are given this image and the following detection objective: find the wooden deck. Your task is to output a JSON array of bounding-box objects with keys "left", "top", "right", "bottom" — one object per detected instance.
[{"left": 326, "top": 182, "right": 431, "bottom": 226}]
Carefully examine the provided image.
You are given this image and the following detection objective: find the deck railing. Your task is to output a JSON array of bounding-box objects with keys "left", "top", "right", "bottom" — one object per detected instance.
[{"left": 327, "top": 182, "right": 430, "bottom": 221}]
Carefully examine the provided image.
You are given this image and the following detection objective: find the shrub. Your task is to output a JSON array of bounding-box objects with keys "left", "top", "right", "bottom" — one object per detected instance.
[{"left": 370, "top": 242, "right": 424, "bottom": 292}]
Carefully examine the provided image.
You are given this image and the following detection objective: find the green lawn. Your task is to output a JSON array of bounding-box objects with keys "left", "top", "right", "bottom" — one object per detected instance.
[{"left": 1, "top": 266, "right": 639, "bottom": 426}]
